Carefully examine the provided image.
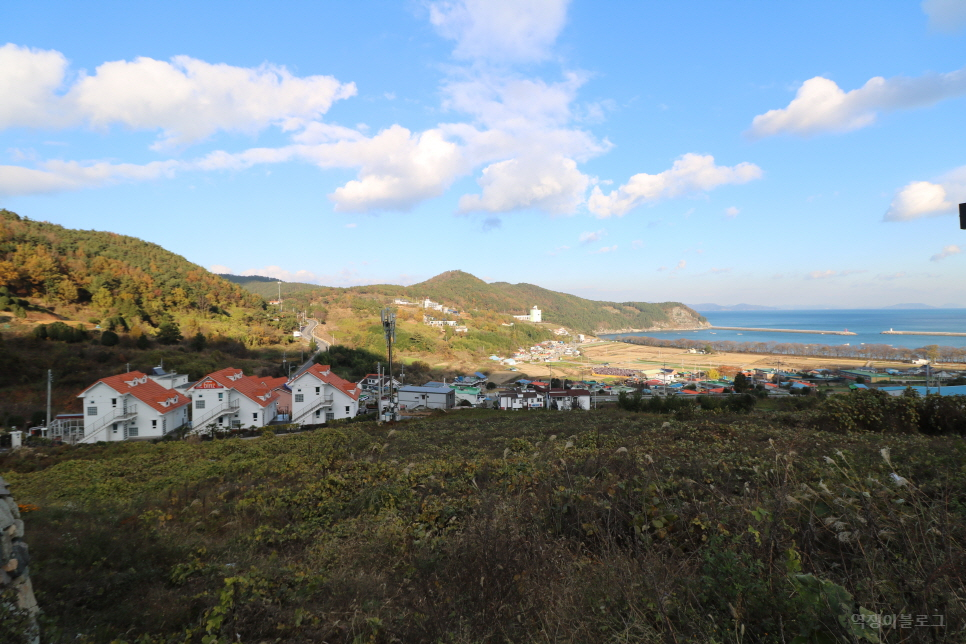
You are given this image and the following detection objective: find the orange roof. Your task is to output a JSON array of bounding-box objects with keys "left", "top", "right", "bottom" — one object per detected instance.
[
  {"left": 190, "top": 368, "right": 282, "bottom": 408},
  {"left": 293, "top": 364, "right": 360, "bottom": 400},
  {"left": 79, "top": 371, "right": 190, "bottom": 414}
]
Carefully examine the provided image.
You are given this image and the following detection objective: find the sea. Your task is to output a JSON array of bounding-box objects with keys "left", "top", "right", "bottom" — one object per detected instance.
[{"left": 599, "top": 309, "right": 966, "bottom": 349}]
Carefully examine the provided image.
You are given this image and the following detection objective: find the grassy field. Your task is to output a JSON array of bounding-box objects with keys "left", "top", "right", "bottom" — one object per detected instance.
[{"left": 2, "top": 402, "right": 964, "bottom": 643}]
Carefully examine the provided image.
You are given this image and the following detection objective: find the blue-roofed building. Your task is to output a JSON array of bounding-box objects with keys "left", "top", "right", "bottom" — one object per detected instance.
[
  {"left": 397, "top": 385, "right": 455, "bottom": 410},
  {"left": 878, "top": 385, "right": 966, "bottom": 397}
]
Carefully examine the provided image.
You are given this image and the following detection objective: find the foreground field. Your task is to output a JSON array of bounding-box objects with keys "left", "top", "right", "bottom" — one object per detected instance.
[{"left": 2, "top": 408, "right": 964, "bottom": 643}]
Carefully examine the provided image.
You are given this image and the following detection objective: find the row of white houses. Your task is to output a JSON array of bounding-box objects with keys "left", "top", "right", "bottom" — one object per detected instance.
[{"left": 65, "top": 364, "right": 360, "bottom": 444}]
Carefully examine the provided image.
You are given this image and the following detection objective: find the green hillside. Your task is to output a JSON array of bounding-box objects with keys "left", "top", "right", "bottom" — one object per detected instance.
[
  {"left": 228, "top": 269, "right": 707, "bottom": 334},
  {"left": 0, "top": 209, "right": 261, "bottom": 322}
]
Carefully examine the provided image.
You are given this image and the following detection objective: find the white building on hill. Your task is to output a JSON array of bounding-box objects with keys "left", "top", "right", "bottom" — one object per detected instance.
[
  {"left": 289, "top": 364, "right": 360, "bottom": 425},
  {"left": 186, "top": 368, "right": 287, "bottom": 431},
  {"left": 76, "top": 371, "right": 191, "bottom": 443}
]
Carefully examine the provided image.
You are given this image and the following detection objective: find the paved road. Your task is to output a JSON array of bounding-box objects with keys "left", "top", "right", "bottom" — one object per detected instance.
[{"left": 292, "top": 319, "right": 327, "bottom": 379}]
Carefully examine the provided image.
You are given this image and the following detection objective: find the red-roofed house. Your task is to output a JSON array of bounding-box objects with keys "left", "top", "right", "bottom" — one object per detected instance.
[
  {"left": 289, "top": 364, "right": 360, "bottom": 425},
  {"left": 186, "top": 368, "right": 285, "bottom": 431},
  {"left": 76, "top": 371, "right": 191, "bottom": 443}
]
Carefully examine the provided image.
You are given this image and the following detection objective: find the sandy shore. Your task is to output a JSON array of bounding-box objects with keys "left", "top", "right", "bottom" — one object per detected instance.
[{"left": 491, "top": 341, "right": 966, "bottom": 381}]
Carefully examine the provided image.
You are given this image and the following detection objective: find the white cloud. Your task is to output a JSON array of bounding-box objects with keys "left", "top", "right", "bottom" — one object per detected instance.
[
  {"left": 0, "top": 44, "right": 70, "bottom": 129},
  {"left": 931, "top": 244, "right": 961, "bottom": 262},
  {"left": 631, "top": 240, "right": 644, "bottom": 249},
  {"left": 0, "top": 159, "right": 179, "bottom": 196},
  {"left": 208, "top": 265, "right": 232, "bottom": 274},
  {"left": 326, "top": 126, "right": 466, "bottom": 211},
  {"left": 806, "top": 269, "right": 865, "bottom": 279},
  {"left": 428, "top": 0, "right": 570, "bottom": 63},
  {"left": 675, "top": 260, "right": 686, "bottom": 270},
  {"left": 587, "top": 154, "right": 763, "bottom": 218},
  {"left": 344, "top": 223, "right": 357, "bottom": 228},
  {"left": 923, "top": 0, "right": 966, "bottom": 33},
  {"left": 0, "top": 44, "right": 356, "bottom": 149},
  {"left": 593, "top": 245, "right": 617, "bottom": 254},
  {"left": 885, "top": 165, "right": 966, "bottom": 221},
  {"left": 725, "top": 206, "right": 740, "bottom": 217},
  {"left": 548, "top": 244, "right": 570, "bottom": 256},
  {"left": 749, "top": 67, "right": 966, "bottom": 138},
  {"left": 70, "top": 55, "right": 356, "bottom": 149},
  {"left": 579, "top": 229, "right": 605, "bottom": 244},
  {"left": 240, "top": 266, "right": 321, "bottom": 283},
  {"left": 458, "top": 155, "right": 589, "bottom": 214}
]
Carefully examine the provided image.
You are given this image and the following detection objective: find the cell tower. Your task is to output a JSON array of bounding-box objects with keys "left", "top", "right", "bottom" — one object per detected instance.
[{"left": 381, "top": 307, "right": 397, "bottom": 422}]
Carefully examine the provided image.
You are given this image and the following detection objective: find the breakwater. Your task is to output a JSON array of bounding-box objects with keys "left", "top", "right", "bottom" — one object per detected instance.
[
  {"left": 882, "top": 330, "right": 966, "bottom": 337},
  {"left": 711, "top": 326, "right": 857, "bottom": 336}
]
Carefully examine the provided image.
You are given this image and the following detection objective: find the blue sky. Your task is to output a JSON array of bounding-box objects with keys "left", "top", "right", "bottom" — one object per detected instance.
[{"left": 2, "top": 0, "right": 966, "bottom": 307}]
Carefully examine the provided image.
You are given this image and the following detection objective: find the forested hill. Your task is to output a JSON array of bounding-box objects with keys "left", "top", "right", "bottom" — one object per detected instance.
[
  {"left": 409, "top": 271, "right": 707, "bottom": 333},
  {"left": 228, "top": 269, "right": 707, "bottom": 334},
  {"left": 0, "top": 209, "right": 262, "bottom": 322}
]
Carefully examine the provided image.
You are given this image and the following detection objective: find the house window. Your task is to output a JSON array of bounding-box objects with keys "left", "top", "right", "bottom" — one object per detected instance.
[
  {"left": 128, "top": 427, "right": 138, "bottom": 437},
  {"left": 345, "top": 406, "right": 350, "bottom": 414},
  {"left": 111, "top": 398, "right": 117, "bottom": 407},
  {"left": 325, "top": 412, "right": 335, "bottom": 422},
  {"left": 151, "top": 420, "right": 157, "bottom": 428},
  {"left": 315, "top": 386, "right": 320, "bottom": 395},
  {"left": 87, "top": 406, "right": 97, "bottom": 416},
  {"left": 218, "top": 392, "right": 223, "bottom": 401},
  {"left": 295, "top": 394, "right": 304, "bottom": 403},
  {"left": 252, "top": 413, "right": 258, "bottom": 421},
  {"left": 196, "top": 400, "right": 206, "bottom": 409},
  {"left": 315, "top": 409, "right": 321, "bottom": 417},
  {"left": 112, "top": 423, "right": 118, "bottom": 434}
]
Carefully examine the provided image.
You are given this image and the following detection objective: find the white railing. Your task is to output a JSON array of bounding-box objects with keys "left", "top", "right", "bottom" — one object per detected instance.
[
  {"left": 190, "top": 400, "right": 241, "bottom": 432},
  {"left": 77, "top": 406, "right": 139, "bottom": 444},
  {"left": 291, "top": 395, "right": 334, "bottom": 425}
]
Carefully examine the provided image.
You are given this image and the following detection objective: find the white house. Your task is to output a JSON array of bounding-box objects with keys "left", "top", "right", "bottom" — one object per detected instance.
[
  {"left": 529, "top": 306, "right": 542, "bottom": 323},
  {"left": 76, "top": 371, "right": 191, "bottom": 443},
  {"left": 546, "top": 389, "right": 591, "bottom": 411},
  {"left": 499, "top": 391, "right": 544, "bottom": 410},
  {"left": 289, "top": 364, "right": 360, "bottom": 426},
  {"left": 397, "top": 385, "right": 455, "bottom": 410},
  {"left": 186, "top": 368, "right": 287, "bottom": 432},
  {"left": 358, "top": 373, "right": 401, "bottom": 392}
]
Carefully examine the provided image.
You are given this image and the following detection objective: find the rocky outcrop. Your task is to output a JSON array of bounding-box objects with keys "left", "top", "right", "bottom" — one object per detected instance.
[{"left": 0, "top": 476, "right": 38, "bottom": 644}]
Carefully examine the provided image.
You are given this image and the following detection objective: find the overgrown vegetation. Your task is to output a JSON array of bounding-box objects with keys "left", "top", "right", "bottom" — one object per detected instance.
[{"left": 3, "top": 405, "right": 964, "bottom": 643}]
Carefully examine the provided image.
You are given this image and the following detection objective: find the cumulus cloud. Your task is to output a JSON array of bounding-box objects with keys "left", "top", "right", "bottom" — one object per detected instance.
[
  {"left": 587, "top": 154, "right": 763, "bottom": 218},
  {"left": 749, "top": 67, "right": 966, "bottom": 137},
  {"left": 885, "top": 166, "right": 966, "bottom": 221},
  {"left": 725, "top": 206, "right": 740, "bottom": 218},
  {"left": 923, "top": 0, "right": 966, "bottom": 33},
  {"left": 548, "top": 244, "right": 570, "bottom": 256},
  {"left": 593, "top": 245, "right": 617, "bottom": 254},
  {"left": 578, "top": 229, "right": 605, "bottom": 244},
  {"left": 208, "top": 264, "right": 232, "bottom": 274},
  {"left": 0, "top": 44, "right": 70, "bottom": 129},
  {"left": 931, "top": 245, "right": 961, "bottom": 262},
  {"left": 0, "top": 44, "right": 356, "bottom": 149},
  {"left": 458, "top": 155, "right": 589, "bottom": 214},
  {"left": 631, "top": 239, "right": 644, "bottom": 249},
  {"left": 428, "top": 0, "right": 569, "bottom": 63}
]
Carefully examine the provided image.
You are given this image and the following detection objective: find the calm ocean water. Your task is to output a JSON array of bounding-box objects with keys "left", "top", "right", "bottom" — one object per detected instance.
[{"left": 600, "top": 309, "right": 966, "bottom": 349}]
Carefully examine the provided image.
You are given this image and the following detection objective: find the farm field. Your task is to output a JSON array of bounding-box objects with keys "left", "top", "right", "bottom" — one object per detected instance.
[{"left": 2, "top": 404, "right": 964, "bottom": 643}]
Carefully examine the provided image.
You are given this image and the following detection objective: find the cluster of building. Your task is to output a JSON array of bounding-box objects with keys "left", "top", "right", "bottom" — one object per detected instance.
[
  {"left": 46, "top": 364, "right": 362, "bottom": 444},
  {"left": 357, "top": 372, "right": 489, "bottom": 411}
]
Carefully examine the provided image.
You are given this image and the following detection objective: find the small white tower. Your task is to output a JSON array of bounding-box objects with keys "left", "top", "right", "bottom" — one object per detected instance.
[{"left": 529, "top": 305, "right": 542, "bottom": 323}]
